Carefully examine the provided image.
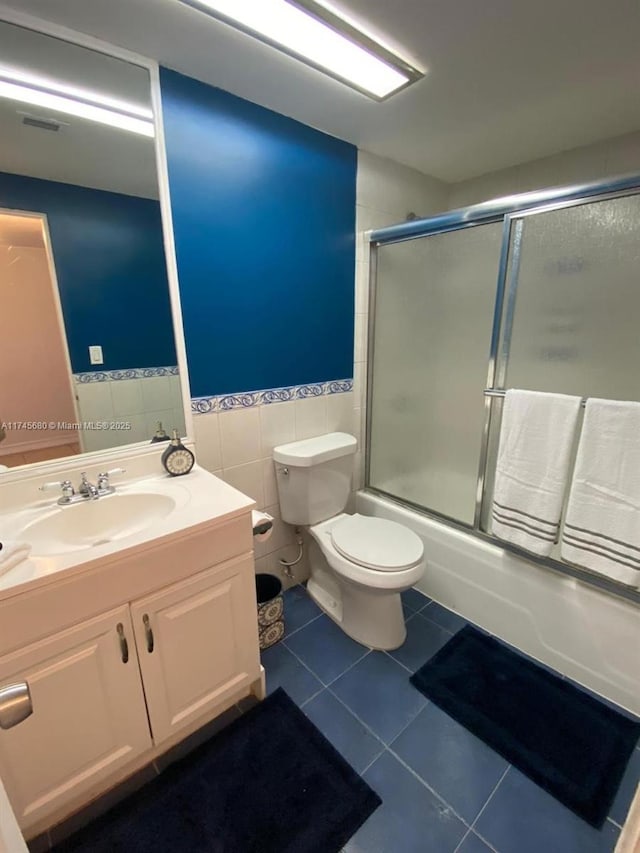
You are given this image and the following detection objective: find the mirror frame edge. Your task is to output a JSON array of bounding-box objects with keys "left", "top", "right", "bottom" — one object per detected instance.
[{"left": 0, "top": 3, "right": 195, "bottom": 483}]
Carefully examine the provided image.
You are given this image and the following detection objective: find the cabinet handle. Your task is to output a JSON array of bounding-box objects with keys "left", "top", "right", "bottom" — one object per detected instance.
[
  {"left": 0, "top": 682, "right": 32, "bottom": 729},
  {"left": 116, "top": 622, "right": 129, "bottom": 663},
  {"left": 143, "top": 614, "right": 154, "bottom": 653}
]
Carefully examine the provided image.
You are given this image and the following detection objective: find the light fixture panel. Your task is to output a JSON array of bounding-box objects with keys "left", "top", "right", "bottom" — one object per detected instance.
[
  {"left": 179, "top": 0, "right": 423, "bottom": 100},
  {"left": 0, "top": 66, "right": 155, "bottom": 137}
]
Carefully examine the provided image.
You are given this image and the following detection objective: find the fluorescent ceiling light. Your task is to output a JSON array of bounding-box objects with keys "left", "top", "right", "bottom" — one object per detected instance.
[
  {"left": 0, "top": 67, "right": 154, "bottom": 137},
  {"left": 180, "top": 0, "right": 422, "bottom": 99}
]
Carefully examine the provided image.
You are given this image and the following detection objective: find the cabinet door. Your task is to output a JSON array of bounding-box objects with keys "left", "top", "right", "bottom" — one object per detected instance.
[
  {"left": 131, "top": 555, "right": 260, "bottom": 745},
  {"left": 0, "top": 605, "right": 151, "bottom": 831}
]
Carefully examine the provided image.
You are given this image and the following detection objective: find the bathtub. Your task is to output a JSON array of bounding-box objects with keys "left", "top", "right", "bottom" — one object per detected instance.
[{"left": 357, "top": 490, "right": 640, "bottom": 716}]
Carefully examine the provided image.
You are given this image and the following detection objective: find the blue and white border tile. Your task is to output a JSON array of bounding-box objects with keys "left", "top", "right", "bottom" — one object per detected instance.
[
  {"left": 191, "top": 378, "right": 353, "bottom": 415},
  {"left": 74, "top": 366, "right": 179, "bottom": 383}
]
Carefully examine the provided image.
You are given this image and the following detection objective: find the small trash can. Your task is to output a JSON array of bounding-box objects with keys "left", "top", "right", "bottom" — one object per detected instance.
[{"left": 255, "top": 573, "right": 285, "bottom": 650}]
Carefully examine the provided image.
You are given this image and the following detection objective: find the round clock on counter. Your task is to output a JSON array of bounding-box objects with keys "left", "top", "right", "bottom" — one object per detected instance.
[{"left": 161, "top": 430, "right": 195, "bottom": 476}]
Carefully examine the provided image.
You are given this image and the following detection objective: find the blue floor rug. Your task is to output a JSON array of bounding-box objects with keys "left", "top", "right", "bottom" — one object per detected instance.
[
  {"left": 410, "top": 625, "right": 639, "bottom": 827},
  {"left": 53, "top": 688, "right": 381, "bottom": 853}
]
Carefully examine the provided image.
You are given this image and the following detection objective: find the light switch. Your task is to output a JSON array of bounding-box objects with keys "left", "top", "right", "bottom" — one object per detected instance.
[{"left": 89, "top": 345, "right": 104, "bottom": 365}]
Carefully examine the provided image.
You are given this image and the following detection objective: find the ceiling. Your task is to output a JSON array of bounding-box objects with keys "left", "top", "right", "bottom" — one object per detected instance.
[
  {"left": 0, "top": 19, "right": 158, "bottom": 198},
  {"left": 2, "top": 0, "right": 640, "bottom": 183},
  {"left": 0, "top": 212, "right": 44, "bottom": 246},
  {"left": 0, "top": 97, "right": 158, "bottom": 198}
]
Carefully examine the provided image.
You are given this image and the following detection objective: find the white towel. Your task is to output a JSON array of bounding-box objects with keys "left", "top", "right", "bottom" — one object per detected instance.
[
  {"left": 0, "top": 541, "right": 31, "bottom": 577},
  {"left": 491, "top": 390, "right": 582, "bottom": 556},
  {"left": 561, "top": 399, "right": 640, "bottom": 587}
]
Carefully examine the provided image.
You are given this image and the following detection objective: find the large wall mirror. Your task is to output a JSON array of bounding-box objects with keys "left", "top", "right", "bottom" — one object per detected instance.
[{"left": 0, "top": 20, "right": 186, "bottom": 471}]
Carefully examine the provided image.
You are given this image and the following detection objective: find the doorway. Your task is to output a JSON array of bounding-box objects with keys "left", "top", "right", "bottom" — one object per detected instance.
[{"left": 0, "top": 209, "right": 81, "bottom": 467}]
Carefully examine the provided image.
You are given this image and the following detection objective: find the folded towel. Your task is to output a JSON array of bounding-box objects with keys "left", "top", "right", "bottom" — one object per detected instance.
[
  {"left": 561, "top": 399, "right": 640, "bottom": 587},
  {"left": 491, "top": 390, "right": 582, "bottom": 556},
  {"left": 0, "top": 541, "right": 32, "bottom": 577}
]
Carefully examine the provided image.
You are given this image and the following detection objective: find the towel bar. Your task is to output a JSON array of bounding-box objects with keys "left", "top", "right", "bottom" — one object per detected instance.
[{"left": 484, "top": 389, "right": 587, "bottom": 407}]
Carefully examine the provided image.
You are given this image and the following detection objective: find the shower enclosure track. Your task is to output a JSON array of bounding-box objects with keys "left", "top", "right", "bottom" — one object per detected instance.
[{"left": 365, "top": 172, "right": 640, "bottom": 604}]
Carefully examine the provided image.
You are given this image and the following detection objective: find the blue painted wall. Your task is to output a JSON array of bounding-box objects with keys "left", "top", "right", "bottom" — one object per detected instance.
[
  {"left": 0, "top": 171, "right": 176, "bottom": 373},
  {"left": 160, "top": 68, "right": 356, "bottom": 398}
]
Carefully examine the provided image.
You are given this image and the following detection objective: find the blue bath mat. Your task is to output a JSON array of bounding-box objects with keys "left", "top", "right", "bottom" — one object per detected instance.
[
  {"left": 53, "top": 688, "right": 381, "bottom": 853},
  {"left": 410, "top": 626, "right": 639, "bottom": 827}
]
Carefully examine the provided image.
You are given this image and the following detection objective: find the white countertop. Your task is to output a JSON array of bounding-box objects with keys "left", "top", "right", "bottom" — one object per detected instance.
[{"left": 0, "top": 463, "right": 254, "bottom": 600}]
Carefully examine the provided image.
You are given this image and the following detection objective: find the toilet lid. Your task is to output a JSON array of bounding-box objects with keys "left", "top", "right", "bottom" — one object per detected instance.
[{"left": 330, "top": 514, "right": 424, "bottom": 572}]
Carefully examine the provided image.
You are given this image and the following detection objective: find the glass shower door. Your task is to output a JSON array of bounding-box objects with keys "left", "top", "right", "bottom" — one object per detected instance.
[
  {"left": 368, "top": 223, "right": 504, "bottom": 525},
  {"left": 481, "top": 190, "right": 640, "bottom": 530},
  {"left": 499, "top": 192, "right": 640, "bottom": 398}
]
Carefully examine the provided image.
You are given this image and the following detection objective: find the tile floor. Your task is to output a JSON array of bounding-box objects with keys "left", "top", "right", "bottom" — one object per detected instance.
[{"left": 262, "top": 585, "right": 640, "bottom": 853}]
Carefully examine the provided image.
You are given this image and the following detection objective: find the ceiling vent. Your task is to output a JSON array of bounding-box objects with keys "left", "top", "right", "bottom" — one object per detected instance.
[{"left": 21, "top": 115, "right": 62, "bottom": 131}]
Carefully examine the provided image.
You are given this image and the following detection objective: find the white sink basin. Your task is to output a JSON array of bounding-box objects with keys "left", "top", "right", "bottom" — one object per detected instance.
[
  {"left": 20, "top": 492, "right": 177, "bottom": 556},
  {"left": 0, "top": 463, "right": 254, "bottom": 593}
]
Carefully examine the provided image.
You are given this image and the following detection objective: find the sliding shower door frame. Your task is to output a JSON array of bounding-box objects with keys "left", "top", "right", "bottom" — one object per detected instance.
[
  {"left": 364, "top": 173, "right": 640, "bottom": 604},
  {"left": 364, "top": 214, "right": 505, "bottom": 526}
]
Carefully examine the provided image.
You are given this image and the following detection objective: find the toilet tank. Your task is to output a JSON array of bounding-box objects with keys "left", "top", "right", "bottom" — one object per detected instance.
[{"left": 273, "top": 432, "right": 357, "bottom": 525}]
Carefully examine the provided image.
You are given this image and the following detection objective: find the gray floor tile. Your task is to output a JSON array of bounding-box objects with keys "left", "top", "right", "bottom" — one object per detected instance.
[
  {"left": 303, "top": 690, "right": 384, "bottom": 773},
  {"left": 344, "top": 751, "right": 467, "bottom": 853},
  {"left": 457, "top": 831, "right": 495, "bottom": 853},
  {"left": 401, "top": 588, "right": 432, "bottom": 613},
  {"left": 283, "top": 585, "right": 322, "bottom": 637},
  {"left": 391, "top": 701, "right": 509, "bottom": 824},
  {"left": 261, "top": 642, "right": 323, "bottom": 705},
  {"left": 331, "top": 652, "right": 427, "bottom": 744},
  {"left": 475, "top": 766, "right": 620, "bottom": 853},
  {"left": 387, "top": 612, "right": 452, "bottom": 673},
  {"left": 285, "top": 614, "right": 369, "bottom": 684},
  {"left": 422, "top": 601, "right": 468, "bottom": 633}
]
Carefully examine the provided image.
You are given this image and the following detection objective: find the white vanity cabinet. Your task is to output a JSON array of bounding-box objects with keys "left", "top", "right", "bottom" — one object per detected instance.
[
  {"left": 130, "top": 555, "right": 258, "bottom": 745},
  {"left": 0, "top": 509, "right": 262, "bottom": 838},
  {"left": 0, "top": 606, "right": 152, "bottom": 829}
]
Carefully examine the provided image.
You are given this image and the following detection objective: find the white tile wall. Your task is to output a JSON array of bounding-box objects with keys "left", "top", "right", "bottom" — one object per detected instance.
[
  {"left": 75, "top": 374, "right": 185, "bottom": 453},
  {"left": 294, "top": 395, "right": 327, "bottom": 440},
  {"left": 110, "top": 379, "right": 144, "bottom": 418},
  {"left": 447, "top": 129, "right": 640, "bottom": 209},
  {"left": 193, "top": 413, "right": 221, "bottom": 471},
  {"left": 258, "top": 401, "right": 295, "bottom": 458},
  {"left": 353, "top": 151, "right": 450, "bottom": 488},
  {"left": 219, "top": 407, "right": 262, "bottom": 468},
  {"left": 193, "top": 391, "right": 357, "bottom": 588}
]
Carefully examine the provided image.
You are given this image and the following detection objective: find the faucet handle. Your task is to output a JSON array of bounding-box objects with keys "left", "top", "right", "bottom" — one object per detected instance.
[
  {"left": 40, "top": 480, "right": 64, "bottom": 491},
  {"left": 40, "top": 479, "right": 74, "bottom": 498},
  {"left": 97, "top": 468, "right": 126, "bottom": 490}
]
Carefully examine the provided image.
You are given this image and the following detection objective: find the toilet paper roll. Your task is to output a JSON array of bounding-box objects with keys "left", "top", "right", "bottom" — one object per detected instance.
[{"left": 251, "top": 510, "right": 274, "bottom": 542}]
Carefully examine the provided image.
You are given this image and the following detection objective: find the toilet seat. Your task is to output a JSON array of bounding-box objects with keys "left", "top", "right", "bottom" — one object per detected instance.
[{"left": 330, "top": 514, "right": 424, "bottom": 572}]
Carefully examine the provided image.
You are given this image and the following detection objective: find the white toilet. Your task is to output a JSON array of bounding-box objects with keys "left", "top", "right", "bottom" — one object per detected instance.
[{"left": 273, "top": 432, "right": 425, "bottom": 650}]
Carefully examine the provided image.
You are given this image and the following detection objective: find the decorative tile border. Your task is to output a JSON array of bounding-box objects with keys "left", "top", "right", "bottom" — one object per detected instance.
[
  {"left": 74, "top": 366, "right": 179, "bottom": 383},
  {"left": 191, "top": 378, "right": 353, "bottom": 415}
]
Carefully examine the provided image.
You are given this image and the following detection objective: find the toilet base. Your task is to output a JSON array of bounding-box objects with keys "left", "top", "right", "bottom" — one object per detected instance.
[
  {"left": 308, "top": 579, "right": 407, "bottom": 650},
  {"left": 306, "top": 536, "right": 408, "bottom": 651}
]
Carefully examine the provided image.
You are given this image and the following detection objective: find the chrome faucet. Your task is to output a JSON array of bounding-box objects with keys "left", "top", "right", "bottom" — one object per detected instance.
[
  {"left": 40, "top": 468, "right": 125, "bottom": 506},
  {"left": 78, "top": 472, "right": 99, "bottom": 500}
]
